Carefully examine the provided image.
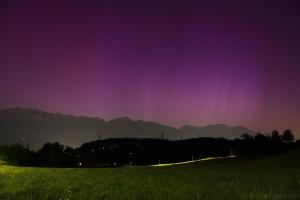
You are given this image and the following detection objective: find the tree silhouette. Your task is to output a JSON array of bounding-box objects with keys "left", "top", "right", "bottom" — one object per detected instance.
[
  {"left": 0, "top": 131, "right": 298, "bottom": 167},
  {"left": 271, "top": 130, "right": 281, "bottom": 142},
  {"left": 281, "top": 129, "right": 295, "bottom": 143},
  {"left": 0, "top": 144, "right": 32, "bottom": 165},
  {"left": 254, "top": 132, "right": 268, "bottom": 142},
  {"left": 37, "top": 142, "right": 66, "bottom": 166}
]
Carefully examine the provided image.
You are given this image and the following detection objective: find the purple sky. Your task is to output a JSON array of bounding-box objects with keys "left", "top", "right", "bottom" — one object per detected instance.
[{"left": 0, "top": 1, "right": 300, "bottom": 136}]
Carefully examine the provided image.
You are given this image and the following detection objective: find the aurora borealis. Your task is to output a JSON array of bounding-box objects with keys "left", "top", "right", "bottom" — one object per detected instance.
[{"left": 0, "top": 1, "right": 300, "bottom": 137}]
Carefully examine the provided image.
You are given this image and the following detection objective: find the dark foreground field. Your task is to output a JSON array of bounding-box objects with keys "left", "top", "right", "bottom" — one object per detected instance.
[{"left": 0, "top": 150, "right": 300, "bottom": 200}]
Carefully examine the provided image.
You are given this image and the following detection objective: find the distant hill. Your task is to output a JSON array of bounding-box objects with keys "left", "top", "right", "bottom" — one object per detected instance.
[
  {"left": 0, "top": 107, "right": 256, "bottom": 149},
  {"left": 179, "top": 124, "right": 255, "bottom": 139}
]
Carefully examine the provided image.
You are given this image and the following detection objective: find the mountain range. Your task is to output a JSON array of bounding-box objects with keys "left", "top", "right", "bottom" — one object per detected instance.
[{"left": 0, "top": 107, "right": 256, "bottom": 150}]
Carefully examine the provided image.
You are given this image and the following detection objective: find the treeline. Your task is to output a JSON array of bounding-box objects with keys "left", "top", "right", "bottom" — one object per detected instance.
[{"left": 0, "top": 129, "right": 299, "bottom": 167}]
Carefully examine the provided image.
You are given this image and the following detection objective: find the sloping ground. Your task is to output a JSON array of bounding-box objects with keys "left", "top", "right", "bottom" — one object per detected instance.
[{"left": 0, "top": 150, "right": 299, "bottom": 200}]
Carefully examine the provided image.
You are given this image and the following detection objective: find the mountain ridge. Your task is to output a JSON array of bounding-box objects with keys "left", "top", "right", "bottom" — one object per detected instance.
[{"left": 0, "top": 107, "right": 256, "bottom": 149}]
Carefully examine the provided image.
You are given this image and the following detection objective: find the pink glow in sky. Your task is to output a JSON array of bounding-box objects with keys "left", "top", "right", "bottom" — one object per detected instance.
[{"left": 0, "top": 1, "right": 300, "bottom": 136}]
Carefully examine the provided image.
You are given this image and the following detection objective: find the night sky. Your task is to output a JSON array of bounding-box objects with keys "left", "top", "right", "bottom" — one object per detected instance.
[{"left": 0, "top": 1, "right": 300, "bottom": 137}]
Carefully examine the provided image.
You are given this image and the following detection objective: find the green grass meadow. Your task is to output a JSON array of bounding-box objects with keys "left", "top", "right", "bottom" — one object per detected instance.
[{"left": 0, "top": 150, "right": 300, "bottom": 200}]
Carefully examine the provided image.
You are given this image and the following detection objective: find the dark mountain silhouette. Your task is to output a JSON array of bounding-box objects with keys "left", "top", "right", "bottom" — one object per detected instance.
[{"left": 0, "top": 107, "right": 256, "bottom": 149}]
